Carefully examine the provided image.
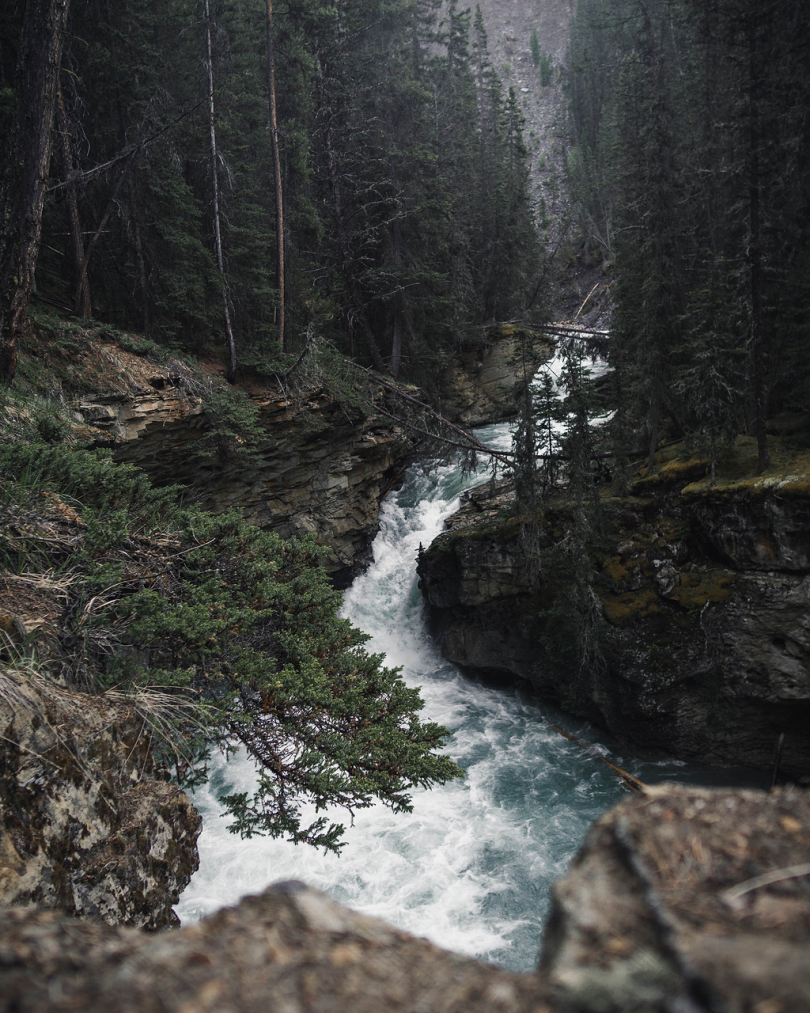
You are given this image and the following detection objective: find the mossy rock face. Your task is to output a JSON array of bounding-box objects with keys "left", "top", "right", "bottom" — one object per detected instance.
[
  {"left": 600, "top": 588, "right": 662, "bottom": 626},
  {"left": 682, "top": 452, "right": 810, "bottom": 501},
  {"left": 418, "top": 444, "right": 810, "bottom": 774},
  {"left": 668, "top": 570, "right": 736, "bottom": 610}
]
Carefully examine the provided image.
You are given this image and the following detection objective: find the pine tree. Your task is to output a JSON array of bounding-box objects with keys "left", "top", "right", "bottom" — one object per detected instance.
[{"left": 0, "top": 0, "right": 72, "bottom": 384}]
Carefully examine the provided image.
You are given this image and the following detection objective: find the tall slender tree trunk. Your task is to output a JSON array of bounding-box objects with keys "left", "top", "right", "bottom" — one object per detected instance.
[
  {"left": 389, "top": 215, "right": 404, "bottom": 378},
  {"left": 265, "top": 0, "right": 285, "bottom": 351},
  {"left": 56, "top": 88, "right": 91, "bottom": 317},
  {"left": 205, "top": 0, "right": 237, "bottom": 381},
  {"left": 0, "top": 0, "right": 71, "bottom": 384},
  {"left": 127, "top": 173, "right": 150, "bottom": 336},
  {"left": 315, "top": 55, "right": 387, "bottom": 374},
  {"left": 747, "top": 9, "right": 770, "bottom": 473}
]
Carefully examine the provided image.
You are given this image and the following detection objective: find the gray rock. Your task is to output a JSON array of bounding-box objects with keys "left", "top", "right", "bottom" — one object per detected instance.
[
  {"left": 0, "top": 882, "right": 554, "bottom": 1013},
  {"left": 0, "top": 669, "right": 200, "bottom": 929},
  {"left": 541, "top": 786, "right": 810, "bottom": 1013},
  {"left": 1, "top": 786, "right": 808, "bottom": 1013},
  {"left": 417, "top": 482, "right": 810, "bottom": 776}
]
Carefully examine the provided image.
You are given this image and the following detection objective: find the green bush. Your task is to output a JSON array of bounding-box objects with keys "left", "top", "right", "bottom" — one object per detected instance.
[{"left": 0, "top": 443, "right": 462, "bottom": 850}]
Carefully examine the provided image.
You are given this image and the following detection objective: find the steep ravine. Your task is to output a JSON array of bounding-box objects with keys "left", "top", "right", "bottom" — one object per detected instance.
[{"left": 2, "top": 341, "right": 809, "bottom": 1009}]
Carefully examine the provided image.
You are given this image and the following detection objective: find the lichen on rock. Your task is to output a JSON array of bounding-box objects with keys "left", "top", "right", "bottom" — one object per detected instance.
[{"left": 0, "top": 667, "right": 201, "bottom": 929}]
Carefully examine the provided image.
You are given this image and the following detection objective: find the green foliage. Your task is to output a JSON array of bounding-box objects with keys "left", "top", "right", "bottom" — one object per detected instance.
[
  {"left": 0, "top": 442, "right": 462, "bottom": 850},
  {"left": 567, "top": 0, "right": 810, "bottom": 472},
  {"left": 530, "top": 28, "right": 541, "bottom": 66},
  {"left": 6, "top": 0, "right": 540, "bottom": 387},
  {"left": 197, "top": 383, "right": 267, "bottom": 462},
  {"left": 540, "top": 51, "right": 553, "bottom": 87}
]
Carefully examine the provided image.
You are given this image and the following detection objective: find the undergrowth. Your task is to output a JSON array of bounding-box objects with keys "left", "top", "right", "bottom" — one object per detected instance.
[{"left": 0, "top": 442, "right": 462, "bottom": 849}]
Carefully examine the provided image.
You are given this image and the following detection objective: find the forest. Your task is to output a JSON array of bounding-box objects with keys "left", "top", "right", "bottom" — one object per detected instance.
[
  {"left": 1, "top": 0, "right": 809, "bottom": 849},
  {"left": 0, "top": 0, "right": 539, "bottom": 394},
  {"left": 564, "top": 0, "right": 810, "bottom": 478}
]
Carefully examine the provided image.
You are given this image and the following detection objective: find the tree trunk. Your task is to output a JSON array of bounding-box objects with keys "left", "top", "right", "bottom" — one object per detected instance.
[
  {"left": 56, "top": 87, "right": 91, "bottom": 317},
  {"left": 315, "top": 55, "right": 387, "bottom": 374},
  {"left": 206, "top": 0, "right": 237, "bottom": 381},
  {"left": 747, "top": 10, "right": 770, "bottom": 473},
  {"left": 266, "top": 0, "right": 285, "bottom": 351},
  {"left": 127, "top": 174, "right": 150, "bottom": 336},
  {"left": 0, "top": 0, "right": 72, "bottom": 384},
  {"left": 390, "top": 216, "right": 403, "bottom": 378}
]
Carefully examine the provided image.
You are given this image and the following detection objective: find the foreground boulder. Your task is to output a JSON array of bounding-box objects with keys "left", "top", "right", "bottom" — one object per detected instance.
[
  {"left": 0, "top": 881, "right": 554, "bottom": 1013},
  {"left": 0, "top": 669, "right": 200, "bottom": 930},
  {"left": 0, "top": 786, "right": 807, "bottom": 1012},
  {"left": 541, "top": 785, "right": 810, "bottom": 1013}
]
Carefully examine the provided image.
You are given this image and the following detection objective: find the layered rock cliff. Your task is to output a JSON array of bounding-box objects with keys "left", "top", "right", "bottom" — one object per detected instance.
[
  {"left": 417, "top": 433, "right": 810, "bottom": 778},
  {"left": 71, "top": 342, "right": 405, "bottom": 587},
  {"left": 60, "top": 326, "right": 545, "bottom": 586}
]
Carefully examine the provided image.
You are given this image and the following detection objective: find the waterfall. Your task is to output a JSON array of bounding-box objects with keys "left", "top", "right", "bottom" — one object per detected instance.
[{"left": 176, "top": 422, "right": 743, "bottom": 971}]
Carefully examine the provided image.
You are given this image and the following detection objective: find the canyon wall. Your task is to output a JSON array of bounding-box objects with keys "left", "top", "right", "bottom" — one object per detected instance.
[
  {"left": 72, "top": 329, "right": 545, "bottom": 586},
  {"left": 417, "top": 439, "right": 810, "bottom": 778}
]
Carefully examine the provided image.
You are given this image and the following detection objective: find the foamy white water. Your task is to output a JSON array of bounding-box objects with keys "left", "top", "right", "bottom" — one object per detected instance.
[{"left": 176, "top": 422, "right": 752, "bottom": 970}]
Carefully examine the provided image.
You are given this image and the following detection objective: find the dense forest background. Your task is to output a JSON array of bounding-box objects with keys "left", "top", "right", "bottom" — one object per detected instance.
[
  {"left": 0, "top": 0, "right": 541, "bottom": 395},
  {"left": 565, "top": 0, "right": 810, "bottom": 475},
  {"left": 1, "top": 0, "right": 807, "bottom": 461}
]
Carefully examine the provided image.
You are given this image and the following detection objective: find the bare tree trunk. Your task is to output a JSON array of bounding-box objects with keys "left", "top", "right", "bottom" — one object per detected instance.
[
  {"left": 390, "top": 216, "right": 403, "bottom": 378},
  {"left": 747, "top": 10, "right": 770, "bottom": 474},
  {"left": 0, "top": 0, "right": 71, "bottom": 384},
  {"left": 206, "top": 0, "right": 237, "bottom": 381},
  {"left": 315, "top": 55, "right": 387, "bottom": 374},
  {"left": 56, "top": 88, "right": 91, "bottom": 317},
  {"left": 647, "top": 372, "right": 661, "bottom": 474},
  {"left": 266, "top": 0, "right": 285, "bottom": 351},
  {"left": 127, "top": 174, "right": 150, "bottom": 336}
]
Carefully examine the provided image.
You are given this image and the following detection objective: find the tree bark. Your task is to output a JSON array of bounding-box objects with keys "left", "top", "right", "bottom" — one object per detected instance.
[
  {"left": 747, "top": 9, "right": 770, "bottom": 473},
  {"left": 127, "top": 173, "right": 150, "bottom": 336},
  {"left": 266, "top": 0, "right": 285, "bottom": 351},
  {"left": 56, "top": 87, "right": 91, "bottom": 317},
  {"left": 0, "top": 0, "right": 71, "bottom": 384},
  {"left": 206, "top": 0, "right": 237, "bottom": 381},
  {"left": 390, "top": 216, "right": 403, "bottom": 378}
]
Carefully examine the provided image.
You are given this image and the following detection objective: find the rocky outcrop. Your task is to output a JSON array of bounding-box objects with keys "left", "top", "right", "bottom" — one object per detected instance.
[
  {"left": 0, "top": 668, "right": 200, "bottom": 929},
  {"left": 417, "top": 440, "right": 810, "bottom": 777},
  {"left": 440, "top": 326, "right": 553, "bottom": 426},
  {"left": 73, "top": 346, "right": 405, "bottom": 586},
  {"left": 0, "top": 880, "right": 555, "bottom": 1013},
  {"left": 541, "top": 785, "right": 810, "bottom": 1013},
  {"left": 0, "top": 786, "right": 807, "bottom": 1013}
]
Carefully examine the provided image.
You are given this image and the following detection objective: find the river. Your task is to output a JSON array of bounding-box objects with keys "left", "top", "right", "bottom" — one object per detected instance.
[{"left": 176, "top": 420, "right": 755, "bottom": 972}]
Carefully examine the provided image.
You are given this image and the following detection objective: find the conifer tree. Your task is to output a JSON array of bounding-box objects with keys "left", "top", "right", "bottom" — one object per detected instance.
[{"left": 0, "top": 0, "right": 71, "bottom": 384}]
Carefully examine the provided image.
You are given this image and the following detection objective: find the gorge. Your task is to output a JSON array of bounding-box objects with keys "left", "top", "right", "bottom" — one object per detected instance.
[{"left": 1, "top": 0, "right": 809, "bottom": 1006}]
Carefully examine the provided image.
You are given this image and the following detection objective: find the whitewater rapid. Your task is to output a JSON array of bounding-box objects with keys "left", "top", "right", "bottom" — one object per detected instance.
[{"left": 176, "top": 422, "right": 737, "bottom": 970}]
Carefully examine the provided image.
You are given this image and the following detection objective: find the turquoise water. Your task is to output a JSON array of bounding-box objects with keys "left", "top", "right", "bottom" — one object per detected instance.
[{"left": 177, "top": 424, "right": 759, "bottom": 971}]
